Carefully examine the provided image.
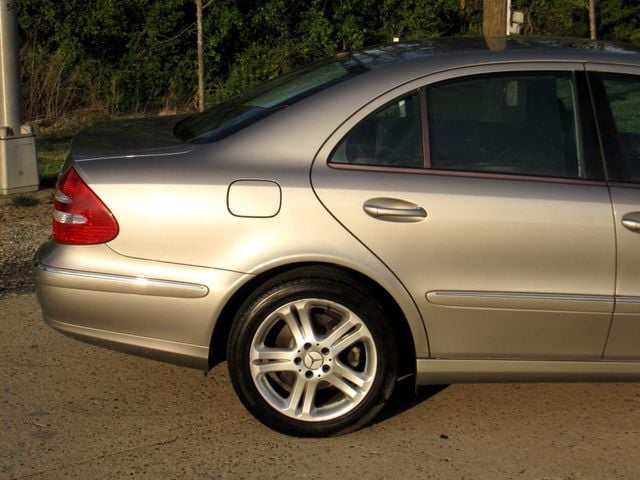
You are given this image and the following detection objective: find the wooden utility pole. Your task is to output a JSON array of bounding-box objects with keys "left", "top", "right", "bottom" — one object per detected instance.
[
  {"left": 483, "top": 0, "right": 508, "bottom": 37},
  {"left": 589, "top": 0, "right": 597, "bottom": 40},
  {"left": 196, "top": 0, "right": 205, "bottom": 112}
]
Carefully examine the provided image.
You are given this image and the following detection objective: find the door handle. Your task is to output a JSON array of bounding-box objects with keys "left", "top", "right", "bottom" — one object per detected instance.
[
  {"left": 622, "top": 212, "right": 640, "bottom": 232},
  {"left": 363, "top": 198, "right": 427, "bottom": 222}
]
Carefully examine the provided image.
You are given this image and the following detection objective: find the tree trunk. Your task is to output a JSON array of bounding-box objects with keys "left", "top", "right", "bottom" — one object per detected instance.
[
  {"left": 589, "top": 0, "right": 597, "bottom": 40},
  {"left": 196, "top": 0, "right": 205, "bottom": 112}
]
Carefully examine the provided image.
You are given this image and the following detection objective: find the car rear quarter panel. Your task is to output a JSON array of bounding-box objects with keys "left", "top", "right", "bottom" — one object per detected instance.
[
  {"left": 69, "top": 128, "right": 431, "bottom": 356},
  {"left": 66, "top": 68, "right": 454, "bottom": 359}
]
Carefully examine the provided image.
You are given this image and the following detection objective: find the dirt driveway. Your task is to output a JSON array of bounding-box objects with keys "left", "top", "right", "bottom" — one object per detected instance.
[{"left": 2, "top": 294, "right": 640, "bottom": 479}]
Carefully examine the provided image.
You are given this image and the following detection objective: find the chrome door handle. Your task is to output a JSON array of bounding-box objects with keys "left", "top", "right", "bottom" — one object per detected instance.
[
  {"left": 364, "top": 205, "right": 426, "bottom": 217},
  {"left": 622, "top": 212, "right": 640, "bottom": 232},
  {"left": 363, "top": 198, "right": 427, "bottom": 222}
]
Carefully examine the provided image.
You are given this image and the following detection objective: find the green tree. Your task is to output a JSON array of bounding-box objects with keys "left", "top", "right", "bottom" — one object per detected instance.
[
  {"left": 598, "top": 0, "right": 640, "bottom": 44},
  {"left": 16, "top": 0, "right": 640, "bottom": 123}
]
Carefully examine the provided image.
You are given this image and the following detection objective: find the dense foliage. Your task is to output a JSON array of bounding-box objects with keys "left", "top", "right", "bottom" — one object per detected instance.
[{"left": 17, "top": 0, "right": 640, "bottom": 123}]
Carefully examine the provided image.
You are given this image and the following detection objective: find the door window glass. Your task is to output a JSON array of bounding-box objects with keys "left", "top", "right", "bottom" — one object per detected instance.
[
  {"left": 601, "top": 75, "right": 640, "bottom": 182},
  {"left": 427, "top": 73, "right": 583, "bottom": 178},
  {"left": 329, "top": 93, "right": 423, "bottom": 168}
]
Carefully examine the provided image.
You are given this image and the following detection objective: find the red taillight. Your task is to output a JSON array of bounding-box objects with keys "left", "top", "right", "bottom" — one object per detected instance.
[{"left": 53, "top": 168, "right": 119, "bottom": 244}]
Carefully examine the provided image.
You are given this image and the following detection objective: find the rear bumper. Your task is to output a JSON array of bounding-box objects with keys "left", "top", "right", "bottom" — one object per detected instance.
[{"left": 34, "top": 241, "right": 250, "bottom": 369}]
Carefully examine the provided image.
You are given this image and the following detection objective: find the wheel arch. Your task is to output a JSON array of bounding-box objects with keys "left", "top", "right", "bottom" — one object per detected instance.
[{"left": 208, "top": 262, "right": 418, "bottom": 379}]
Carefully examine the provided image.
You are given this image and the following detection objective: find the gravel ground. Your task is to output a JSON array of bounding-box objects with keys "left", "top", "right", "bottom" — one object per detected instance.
[
  {"left": 3, "top": 294, "right": 640, "bottom": 479},
  {"left": 0, "top": 190, "right": 54, "bottom": 298},
  {"left": 2, "top": 191, "right": 640, "bottom": 479}
]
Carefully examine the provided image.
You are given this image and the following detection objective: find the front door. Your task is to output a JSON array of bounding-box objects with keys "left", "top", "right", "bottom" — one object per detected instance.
[{"left": 589, "top": 66, "right": 640, "bottom": 360}]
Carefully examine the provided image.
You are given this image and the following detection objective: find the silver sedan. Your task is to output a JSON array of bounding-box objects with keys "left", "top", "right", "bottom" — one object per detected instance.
[{"left": 35, "top": 37, "right": 640, "bottom": 436}]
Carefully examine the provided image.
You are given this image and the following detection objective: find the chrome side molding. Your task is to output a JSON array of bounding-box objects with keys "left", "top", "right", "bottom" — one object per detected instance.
[
  {"left": 34, "top": 262, "right": 209, "bottom": 299},
  {"left": 426, "top": 290, "right": 614, "bottom": 312},
  {"left": 416, "top": 359, "right": 640, "bottom": 385}
]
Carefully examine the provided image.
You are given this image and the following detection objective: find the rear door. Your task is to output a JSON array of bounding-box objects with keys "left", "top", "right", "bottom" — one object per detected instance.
[
  {"left": 588, "top": 65, "right": 640, "bottom": 359},
  {"left": 312, "top": 64, "right": 616, "bottom": 360}
]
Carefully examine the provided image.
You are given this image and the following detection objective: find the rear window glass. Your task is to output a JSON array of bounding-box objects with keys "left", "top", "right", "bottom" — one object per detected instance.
[
  {"left": 174, "top": 58, "right": 366, "bottom": 143},
  {"left": 329, "top": 93, "right": 423, "bottom": 168}
]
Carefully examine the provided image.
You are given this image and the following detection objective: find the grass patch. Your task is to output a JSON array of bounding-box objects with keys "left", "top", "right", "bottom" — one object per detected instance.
[
  {"left": 33, "top": 112, "right": 182, "bottom": 187},
  {"left": 33, "top": 113, "right": 151, "bottom": 187},
  {"left": 33, "top": 114, "right": 109, "bottom": 187},
  {"left": 37, "top": 131, "right": 72, "bottom": 186},
  {"left": 10, "top": 194, "right": 40, "bottom": 207}
]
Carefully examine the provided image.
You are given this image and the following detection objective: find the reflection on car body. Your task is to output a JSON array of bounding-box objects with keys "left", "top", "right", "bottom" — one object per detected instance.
[{"left": 35, "top": 37, "right": 640, "bottom": 436}]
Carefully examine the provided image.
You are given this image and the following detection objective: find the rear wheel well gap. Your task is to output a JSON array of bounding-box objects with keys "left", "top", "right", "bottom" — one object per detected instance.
[{"left": 207, "top": 262, "right": 416, "bottom": 380}]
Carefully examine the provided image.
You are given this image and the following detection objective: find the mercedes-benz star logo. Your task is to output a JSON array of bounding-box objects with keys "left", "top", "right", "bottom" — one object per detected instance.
[{"left": 303, "top": 351, "right": 323, "bottom": 370}]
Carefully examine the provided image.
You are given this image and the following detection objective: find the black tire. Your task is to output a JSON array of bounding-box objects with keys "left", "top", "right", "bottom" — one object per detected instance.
[{"left": 227, "top": 267, "right": 397, "bottom": 437}]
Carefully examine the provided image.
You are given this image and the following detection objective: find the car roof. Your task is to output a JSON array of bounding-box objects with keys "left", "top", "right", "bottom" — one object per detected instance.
[{"left": 346, "top": 36, "right": 640, "bottom": 70}]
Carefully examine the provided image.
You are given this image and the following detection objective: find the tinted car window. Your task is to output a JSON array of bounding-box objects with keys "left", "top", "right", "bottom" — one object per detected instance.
[
  {"left": 329, "top": 93, "right": 423, "bottom": 168},
  {"left": 427, "top": 73, "right": 584, "bottom": 178},
  {"left": 601, "top": 75, "right": 640, "bottom": 182}
]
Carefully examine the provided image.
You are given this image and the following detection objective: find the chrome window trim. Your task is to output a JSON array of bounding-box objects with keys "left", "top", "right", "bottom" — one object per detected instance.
[
  {"left": 328, "top": 162, "right": 608, "bottom": 186},
  {"left": 607, "top": 182, "right": 640, "bottom": 189}
]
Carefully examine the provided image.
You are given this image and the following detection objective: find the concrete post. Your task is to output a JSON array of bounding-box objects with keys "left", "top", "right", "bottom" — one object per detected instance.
[{"left": 0, "top": 0, "right": 39, "bottom": 195}]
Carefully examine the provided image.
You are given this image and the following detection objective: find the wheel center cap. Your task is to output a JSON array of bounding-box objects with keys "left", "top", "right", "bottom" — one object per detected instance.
[{"left": 303, "top": 350, "right": 323, "bottom": 369}]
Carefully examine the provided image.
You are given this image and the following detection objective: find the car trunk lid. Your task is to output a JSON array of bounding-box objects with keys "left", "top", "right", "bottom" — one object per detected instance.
[{"left": 71, "top": 115, "right": 195, "bottom": 161}]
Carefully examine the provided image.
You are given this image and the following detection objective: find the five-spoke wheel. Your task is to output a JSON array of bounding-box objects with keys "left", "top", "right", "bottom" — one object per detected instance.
[{"left": 228, "top": 268, "right": 397, "bottom": 436}]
